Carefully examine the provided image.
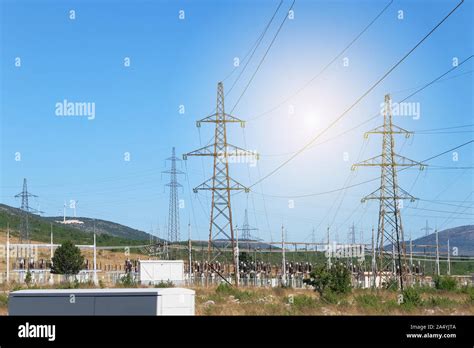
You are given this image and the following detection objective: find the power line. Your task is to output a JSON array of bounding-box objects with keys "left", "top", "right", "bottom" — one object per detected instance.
[
  {"left": 227, "top": 0, "right": 284, "bottom": 96},
  {"left": 248, "top": 0, "right": 394, "bottom": 122},
  {"left": 249, "top": 1, "right": 466, "bottom": 188},
  {"left": 230, "top": 0, "right": 296, "bottom": 114},
  {"left": 255, "top": 140, "right": 473, "bottom": 198}
]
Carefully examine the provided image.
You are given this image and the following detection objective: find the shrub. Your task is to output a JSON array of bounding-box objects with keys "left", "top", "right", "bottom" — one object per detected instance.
[
  {"left": 24, "top": 271, "right": 32, "bottom": 287},
  {"left": 119, "top": 273, "right": 136, "bottom": 287},
  {"left": 304, "top": 263, "right": 352, "bottom": 296},
  {"left": 154, "top": 280, "right": 174, "bottom": 288},
  {"left": 355, "top": 293, "right": 380, "bottom": 308},
  {"left": 321, "top": 291, "right": 341, "bottom": 304},
  {"left": 402, "top": 287, "right": 422, "bottom": 307},
  {"left": 289, "top": 294, "right": 317, "bottom": 310},
  {"left": 0, "top": 293, "right": 8, "bottom": 307},
  {"left": 425, "top": 296, "right": 455, "bottom": 307},
  {"left": 434, "top": 276, "right": 457, "bottom": 291}
]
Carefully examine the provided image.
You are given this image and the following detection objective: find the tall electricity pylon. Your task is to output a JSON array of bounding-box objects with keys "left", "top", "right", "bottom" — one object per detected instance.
[
  {"left": 237, "top": 209, "right": 258, "bottom": 251},
  {"left": 352, "top": 94, "right": 425, "bottom": 290},
  {"left": 184, "top": 81, "right": 258, "bottom": 285},
  {"left": 14, "top": 178, "right": 40, "bottom": 243},
  {"left": 163, "top": 147, "right": 184, "bottom": 244},
  {"left": 421, "top": 220, "right": 433, "bottom": 237}
]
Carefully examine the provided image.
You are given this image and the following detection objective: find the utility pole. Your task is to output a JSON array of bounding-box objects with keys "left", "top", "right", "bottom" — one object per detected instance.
[
  {"left": 93, "top": 220, "right": 98, "bottom": 285},
  {"left": 352, "top": 94, "right": 425, "bottom": 290},
  {"left": 183, "top": 82, "right": 258, "bottom": 286},
  {"left": 327, "top": 226, "right": 331, "bottom": 269},
  {"left": 235, "top": 224, "right": 240, "bottom": 287},
  {"left": 371, "top": 227, "right": 376, "bottom": 288},
  {"left": 6, "top": 224, "right": 10, "bottom": 283},
  {"left": 163, "top": 147, "right": 184, "bottom": 244},
  {"left": 435, "top": 228, "right": 440, "bottom": 276},
  {"left": 188, "top": 221, "right": 192, "bottom": 279},
  {"left": 50, "top": 223, "right": 54, "bottom": 259},
  {"left": 281, "top": 225, "right": 286, "bottom": 287},
  {"left": 447, "top": 239, "right": 451, "bottom": 276}
]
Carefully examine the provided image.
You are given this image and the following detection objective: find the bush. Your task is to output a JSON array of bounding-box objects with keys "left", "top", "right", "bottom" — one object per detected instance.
[
  {"left": 119, "top": 273, "right": 136, "bottom": 287},
  {"left": 289, "top": 294, "right": 317, "bottom": 310},
  {"left": 355, "top": 293, "right": 380, "bottom": 308},
  {"left": 320, "top": 291, "right": 341, "bottom": 304},
  {"left": 0, "top": 293, "right": 8, "bottom": 307},
  {"left": 24, "top": 271, "right": 32, "bottom": 287},
  {"left": 425, "top": 296, "right": 455, "bottom": 307},
  {"left": 434, "top": 276, "right": 457, "bottom": 291},
  {"left": 154, "top": 280, "right": 174, "bottom": 288},
  {"left": 402, "top": 287, "right": 422, "bottom": 307},
  {"left": 215, "top": 282, "right": 253, "bottom": 301},
  {"left": 304, "top": 263, "right": 352, "bottom": 296}
]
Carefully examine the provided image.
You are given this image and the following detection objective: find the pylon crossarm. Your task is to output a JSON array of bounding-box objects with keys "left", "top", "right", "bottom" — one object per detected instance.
[
  {"left": 183, "top": 144, "right": 215, "bottom": 158},
  {"left": 192, "top": 177, "right": 249, "bottom": 192},
  {"left": 352, "top": 154, "right": 425, "bottom": 168},
  {"left": 392, "top": 154, "right": 426, "bottom": 168},
  {"left": 162, "top": 169, "right": 185, "bottom": 175},
  {"left": 352, "top": 154, "right": 383, "bottom": 169},
  {"left": 196, "top": 113, "right": 244, "bottom": 126},
  {"left": 361, "top": 186, "right": 417, "bottom": 202},
  {"left": 365, "top": 124, "right": 414, "bottom": 137}
]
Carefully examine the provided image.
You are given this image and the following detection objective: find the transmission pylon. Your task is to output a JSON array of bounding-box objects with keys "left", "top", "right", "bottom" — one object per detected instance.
[
  {"left": 237, "top": 209, "right": 258, "bottom": 251},
  {"left": 183, "top": 81, "right": 259, "bottom": 285},
  {"left": 163, "top": 147, "right": 184, "bottom": 244},
  {"left": 421, "top": 220, "right": 433, "bottom": 237},
  {"left": 348, "top": 222, "right": 356, "bottom": 244},
  {"left": 14, "top": 178, "right": 41, "bottom": 243},
  {"left": 352, "top": 94, "right": 425, "bottom": 290}
]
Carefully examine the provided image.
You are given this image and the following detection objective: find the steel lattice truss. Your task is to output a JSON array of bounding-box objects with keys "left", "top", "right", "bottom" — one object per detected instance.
[
  {"left": 184, "top": 82, "right": 258, "bottom": 284},
  {"left": 353, "top": 94, "right": 425, "bottom": 290},
  {"left": 163, "top": 147, "right": 184, "bottom": 243},
  {"left": 14, "top": 178, "right": 40, "bottom": 243}
]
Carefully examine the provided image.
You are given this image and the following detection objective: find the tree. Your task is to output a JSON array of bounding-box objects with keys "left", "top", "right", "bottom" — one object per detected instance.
[
  {"left": 304, "top": 262, "right": 352, "bottom": 296},
  {"left": 51, "top": 241, "right": 84, "bottom": 281}
]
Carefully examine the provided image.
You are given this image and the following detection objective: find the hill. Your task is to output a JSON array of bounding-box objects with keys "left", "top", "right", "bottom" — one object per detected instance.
[
  {"left": 411, "top": 225, "right": 474, "bottom": 256},
  {"left": 0, "top": 204, "right": 158, "bottom": 246}
]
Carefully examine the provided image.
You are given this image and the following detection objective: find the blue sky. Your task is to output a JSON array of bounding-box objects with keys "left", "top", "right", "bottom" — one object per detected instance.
[{"left": 1, "top": 0, "right": 472, "bottom": 244}]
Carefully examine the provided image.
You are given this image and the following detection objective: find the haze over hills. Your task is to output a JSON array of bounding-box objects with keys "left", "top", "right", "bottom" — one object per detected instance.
[{"left": 410, "top": 225, "right": 474, "bottom": 256}]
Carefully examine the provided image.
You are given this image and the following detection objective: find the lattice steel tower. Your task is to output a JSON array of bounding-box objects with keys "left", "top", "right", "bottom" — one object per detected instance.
[
  {"left": 184, "top": 82, "right": 258, "bottom": 285},
  {"left": 163, "top": 147, "right": 184, "bottom": 243},
  {"left": 14, "top": 178, "right": 39, "bottom": 243},
  {"left": 352, "top": 94, "right": 425, "bottom": 290}
]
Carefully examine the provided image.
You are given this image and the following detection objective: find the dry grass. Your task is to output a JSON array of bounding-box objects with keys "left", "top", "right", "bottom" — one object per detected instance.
[{"left": 192, "top": 286, "right": 474, "bottom": 316}]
